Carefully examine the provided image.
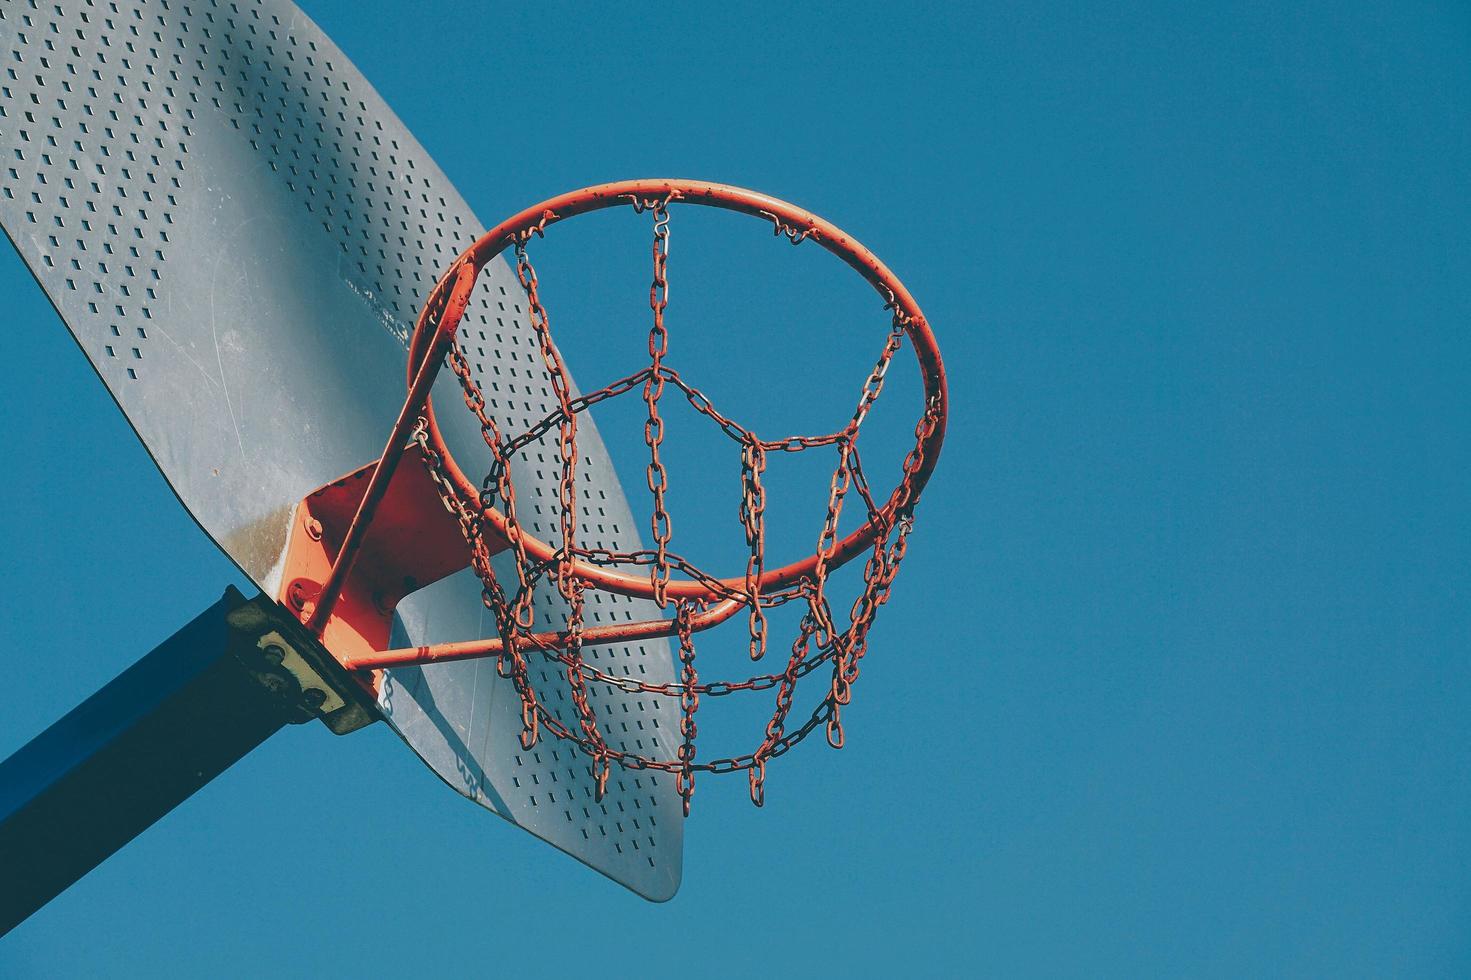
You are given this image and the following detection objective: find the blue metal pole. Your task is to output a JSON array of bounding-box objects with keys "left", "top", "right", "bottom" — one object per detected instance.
[{"left": 0, "top": 587, "right": 376, "bottom": 934}]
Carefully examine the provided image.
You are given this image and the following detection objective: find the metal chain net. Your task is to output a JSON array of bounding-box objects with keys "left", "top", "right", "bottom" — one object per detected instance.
[{"left": 414, "top": 196, "right": 940, "bottom": 814}]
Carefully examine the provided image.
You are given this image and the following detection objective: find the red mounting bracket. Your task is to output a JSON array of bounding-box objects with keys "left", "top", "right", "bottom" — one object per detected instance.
[{"left": 274, "top": 444, "right": 491, "bottom": 689}]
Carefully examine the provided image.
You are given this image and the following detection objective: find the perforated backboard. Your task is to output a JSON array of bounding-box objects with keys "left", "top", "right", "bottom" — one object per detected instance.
[{"left": 0, "top": 0, "right": 682, "bottom": 899}]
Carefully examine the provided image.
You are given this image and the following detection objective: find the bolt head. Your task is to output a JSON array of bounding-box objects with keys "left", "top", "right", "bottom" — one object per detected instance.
[{"left": 259, "top": 672, "right": 290, "bottom": 696}]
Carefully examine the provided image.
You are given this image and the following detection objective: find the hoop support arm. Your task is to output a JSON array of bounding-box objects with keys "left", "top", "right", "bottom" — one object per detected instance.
[
  {"left": 305, "top": 262, "right": 477, "bottom": 634},
  {"left": 342, "top": 597, "right": 745, "bottom": 671}
]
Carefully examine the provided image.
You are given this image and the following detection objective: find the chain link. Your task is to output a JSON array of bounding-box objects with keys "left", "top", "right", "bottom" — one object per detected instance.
[
  {"left": 644, "top": 204, "right": 674, "bottom": 606},
  {"left": 674, "top": 601, "right": 698, "bottom": 815},
  {"left": 739, "top": 437, "right": 768, "bottom": 661}
]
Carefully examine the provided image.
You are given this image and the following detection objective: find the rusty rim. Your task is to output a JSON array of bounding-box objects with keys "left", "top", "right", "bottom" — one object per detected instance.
[{"left": 408, "top": 178, "right": 948, "bottom": 602}]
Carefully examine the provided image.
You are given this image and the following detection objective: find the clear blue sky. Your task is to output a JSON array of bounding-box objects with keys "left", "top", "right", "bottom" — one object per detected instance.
[{"left": 2, "top": 0, "right": 1469, "bottom": 975}]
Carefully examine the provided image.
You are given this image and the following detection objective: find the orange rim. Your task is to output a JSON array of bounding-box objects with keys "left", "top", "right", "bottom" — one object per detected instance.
[{"left": 408, "top": 178, "right": 948, "bottom": 602}]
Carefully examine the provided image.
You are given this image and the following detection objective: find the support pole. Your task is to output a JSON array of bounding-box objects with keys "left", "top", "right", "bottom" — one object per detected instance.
[{"left": 0, "top": 586, "right": 377, "bottom": 935}]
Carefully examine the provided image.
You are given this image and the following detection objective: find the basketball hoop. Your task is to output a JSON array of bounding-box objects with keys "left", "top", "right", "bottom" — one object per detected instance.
[{"left": 290, "top": 179, "right": 948, "bottom": 812}]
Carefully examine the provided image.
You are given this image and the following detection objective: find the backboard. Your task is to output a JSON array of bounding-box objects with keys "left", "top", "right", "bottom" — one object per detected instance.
[{"left": 0, "top": 0, "right": 682, "bottom": 899}]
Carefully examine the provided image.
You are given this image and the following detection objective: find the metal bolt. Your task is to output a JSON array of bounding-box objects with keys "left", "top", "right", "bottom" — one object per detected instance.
[
  {"left": 259, "top": 673, "right": 290, "bottom": 696},
  {"left": 262, "top": 643, "right": 285, "bottom": 665},
  {"left": 302, "top": 688, "right": 327, "bottom": 709}
]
